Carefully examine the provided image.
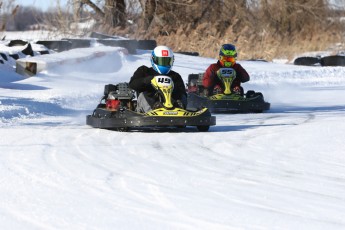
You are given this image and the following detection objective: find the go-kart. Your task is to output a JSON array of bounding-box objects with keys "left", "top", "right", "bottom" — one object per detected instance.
[
  {"left": 86, "top": 76, "right": 216, "bottom": 131},
  {"left": 186, "top": 68, "right": 270, "bottom": 113}
]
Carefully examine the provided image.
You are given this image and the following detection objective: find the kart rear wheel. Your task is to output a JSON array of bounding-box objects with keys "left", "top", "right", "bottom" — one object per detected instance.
[
  {"left": 246, "top": 90, "right": 255, "bottom": 98},
  {"left": 197, "top": 125, "right": 210, "bottom": 132},
  {"left": 116, "top": 127, "right": 129, "bottom": 132}
]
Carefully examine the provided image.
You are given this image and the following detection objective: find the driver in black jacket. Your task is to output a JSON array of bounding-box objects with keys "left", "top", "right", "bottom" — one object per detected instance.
[{"left": 129, "top": 45, "right": 187, "bottom": 113}]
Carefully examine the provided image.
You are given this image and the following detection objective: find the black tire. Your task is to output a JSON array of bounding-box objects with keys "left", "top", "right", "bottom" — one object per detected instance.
[
  {"left": 62, "top": 38, "right": 91, "bottom": 49},
  {"left": 197, "top": 126, "right": 209, "bottom": 132},
  {"left": 254, "top": 92, "right": 263, "bottom": 97},
  {"left": 188, "top": 74, "right": 200, "bottom": 83},
  {"left": 0, "top": 52, "right": 8, "bottom": 61},
  {"left": 36, "top": 40, "right": 72, "bottom": 52},
  {"left": 294, "top": 56, "right": 320, "bottom": 66},
  {"left": 8, "top": 39, "right": 28, "bottom": 47},
  {"left": 116, "top": 127, "right": 129, "bottom": 132},
  {"left": 321, "top": 55, "right": 345, "bottom": 66},
  {"left": 96, "top": 104, "right": 106, "bottom": 109},
  {"left": 176, "top": 51, "right": 199, "bottom": 56},
  {"left": 9, "top": 54, "right": 20, "bottom": 60},
  {"left": 246, "top": 90, "right": 256, "bottom": 98},
  {"left": 137, "top": 40, "right": 157, "bottom": 50}
]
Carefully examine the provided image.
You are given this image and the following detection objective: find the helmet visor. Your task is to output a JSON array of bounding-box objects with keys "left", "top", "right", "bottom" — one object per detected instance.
[
  {"left": 152, "top": 56, "right": 173, "bottom": 66},
  {"left": 220, "top": 56, "right": 236, "bottom": 63}
]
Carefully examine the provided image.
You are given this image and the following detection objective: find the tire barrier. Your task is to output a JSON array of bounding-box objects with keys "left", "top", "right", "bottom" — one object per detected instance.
[
  {"left": 176, "top": 51, "right": 199, "bottom": 56},
  {"left": 2, "top": 36, "right": 160, "bottom": 78},
  {"left": 293, "top": 55, "right": 345, "bottom": 67},
  {"left": 0, "top": 52, "right": 8, "bottom": 61},
  {"left": 21, "top": 43, "right": 34, "bottom": 56},
  {"left": 36, "top": 40, "right": 72, "bottom": 52},
  {"left": 294, "top": 56, "right": 320, "bottom": 66},
  {"left": 36, "top": 38, "right": 155, "bottom": 54},
  {"left": 137, "top": 39, "right": 157, "bottom": 50},
  {"left": 97, "top": 39, "right": 138, "bottom": 54},
  {"left": 0, "top": 52, "right": 14, "bottom": 66},
  {"left": 0, "top": 43, "right": 39, "bottom": 67},
  {"left": 246, "top": 59, "right": 268, "bottom": 62},
  {"left": 8, "top": 39, "right": 28, "bottom": 47},
  {"left": 89, "top": 31, "right": 124, "bottom": 40},
  {"left": 320, "top": 55, "right": 345, "bottom": 66},
  {"left": 294, "top": 55, "right": 345, "bottom": 66},
  {"left": 39, "top": 50, "right": 50, "bottom": 55},
  {"left": 1, "top": 37, "right": 155, "bottom": 78},
  {"left": 9, "top": 54, "right": 20, "bottom": 60},
  {"left": 15, "top": 46, "right": 128, "bottom": 77},
  {"left": 62, "top": 38, "right": 92, "bottom": 49},
  {"left": 89, "top": 32, "right": 157, "bottom": 51}
]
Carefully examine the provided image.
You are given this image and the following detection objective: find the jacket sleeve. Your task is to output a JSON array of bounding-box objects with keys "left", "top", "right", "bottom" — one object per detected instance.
[
  {"left": 202, "top": 64, "right": 216, "bottom": 88},
  {"left": 233, "top": 63, "right": 250, "bottom": 83},
  {"left": 129, "top": 66, "right": 154, "bottom": 92}
]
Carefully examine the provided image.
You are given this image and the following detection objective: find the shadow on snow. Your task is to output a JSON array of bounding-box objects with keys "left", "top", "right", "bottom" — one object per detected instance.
[{"left": 0, "top": 97, "right": 84, "bottom": 120}]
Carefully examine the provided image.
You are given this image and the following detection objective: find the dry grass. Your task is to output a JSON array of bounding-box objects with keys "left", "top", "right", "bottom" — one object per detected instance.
[
  {"left": 131, "top": 0, "right": 345, "bottom": 61},
  {"left": 152, "top": 23, "right": 345, "bottom": 62},
  {"left": 19, "top": 0, "right": 344, "bottom": 62}
]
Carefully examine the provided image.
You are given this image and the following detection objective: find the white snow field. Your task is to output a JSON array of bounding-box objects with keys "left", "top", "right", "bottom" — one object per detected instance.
[{"left": 1, "top": 43, "right": 345, "bottom": 230}]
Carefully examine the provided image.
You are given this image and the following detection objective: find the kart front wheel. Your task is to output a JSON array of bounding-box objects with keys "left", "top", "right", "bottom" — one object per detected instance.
[
  {"left": 116, "top": 127, "right": 129, "bottom": 132},
  {"left": 197, "top": 125, "right": 210, "bottom": 132}
]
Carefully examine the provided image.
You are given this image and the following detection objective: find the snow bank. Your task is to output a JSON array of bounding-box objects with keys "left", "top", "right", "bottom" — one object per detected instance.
[{"left": 16, "top": 46, "right": 128, "bottom": 77}]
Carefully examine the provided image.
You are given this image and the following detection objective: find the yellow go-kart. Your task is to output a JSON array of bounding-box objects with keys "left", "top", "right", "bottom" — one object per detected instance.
[
  {"left": 187, "top": 68, "right": 270, "bottom": 113},
  {"left": 87, "top": 76, "right": 216, "bottom": 132}
]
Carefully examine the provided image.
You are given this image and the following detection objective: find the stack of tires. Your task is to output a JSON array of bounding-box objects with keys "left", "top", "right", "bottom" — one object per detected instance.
[{"left": 294, "top": 55, "right": 345, "bottom": 66}]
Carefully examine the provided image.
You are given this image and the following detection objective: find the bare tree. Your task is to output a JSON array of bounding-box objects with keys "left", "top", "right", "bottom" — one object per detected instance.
[
  {"left": 259, "top": 0, "right": 329, "bottom": 36},
  {"left": 0, "top": 0, "right": 18, "bottom": 31},
  {"left": 79, "top": 0, "right": 126, "bottom": 28},
  {"left": 3, "top": 0, "right": 342, "bottom": 61},
  {"left": 136, "top": 0, "right": 250, "bottom": 35},
  {"left": 139, "top": 0, "right": 156, "bottom": 30}
]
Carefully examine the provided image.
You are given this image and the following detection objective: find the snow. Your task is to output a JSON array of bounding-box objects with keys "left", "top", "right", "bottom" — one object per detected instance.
[{"left": 1, "top": 39, "right": 345, "bottom": 230}]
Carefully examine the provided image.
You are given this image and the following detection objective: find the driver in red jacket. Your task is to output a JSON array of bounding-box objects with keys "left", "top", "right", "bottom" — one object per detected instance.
[{"left": 202, "top": 44, "right": 250, "bottom": 96}]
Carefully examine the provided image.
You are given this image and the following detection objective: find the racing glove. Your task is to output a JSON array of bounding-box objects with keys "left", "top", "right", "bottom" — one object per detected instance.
[{"left": 232, "top": 86, "right": 241, "bottom": 94}]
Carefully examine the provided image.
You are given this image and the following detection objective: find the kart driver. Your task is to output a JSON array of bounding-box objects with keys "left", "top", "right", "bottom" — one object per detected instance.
[
  {"left": 202, "top": 44, "right": 250, "bottom": 96},
  {"left": 129, "top": 45, "right": 187, "bottom": 113}
]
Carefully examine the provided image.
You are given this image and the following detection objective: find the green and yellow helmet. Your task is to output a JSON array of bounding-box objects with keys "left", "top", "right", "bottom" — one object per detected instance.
[{"left": 219, "top": 44, "right": 237, "bottom": 67}]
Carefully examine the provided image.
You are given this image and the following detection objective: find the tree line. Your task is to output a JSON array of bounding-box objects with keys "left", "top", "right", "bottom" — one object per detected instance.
[
  {"left": 0, "top": 1, "right": 72, "bottom": 31},
  {"left": 1, "top": 0, "right": 344, "bottom": 60},
  {"left": 69, "top": 0, "right": 345, "bottom": 59}
]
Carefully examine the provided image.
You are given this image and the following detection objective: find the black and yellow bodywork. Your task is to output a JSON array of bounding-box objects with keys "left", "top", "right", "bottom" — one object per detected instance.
[
  {"left": 186, "top": 71, "right": 270, "bottom": 113},
  {"left": 86, "top": 79, "right": 216, "bottom": 132},
  {"left": 86, "top": 106, "right": 215, "bottom": 131}
]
